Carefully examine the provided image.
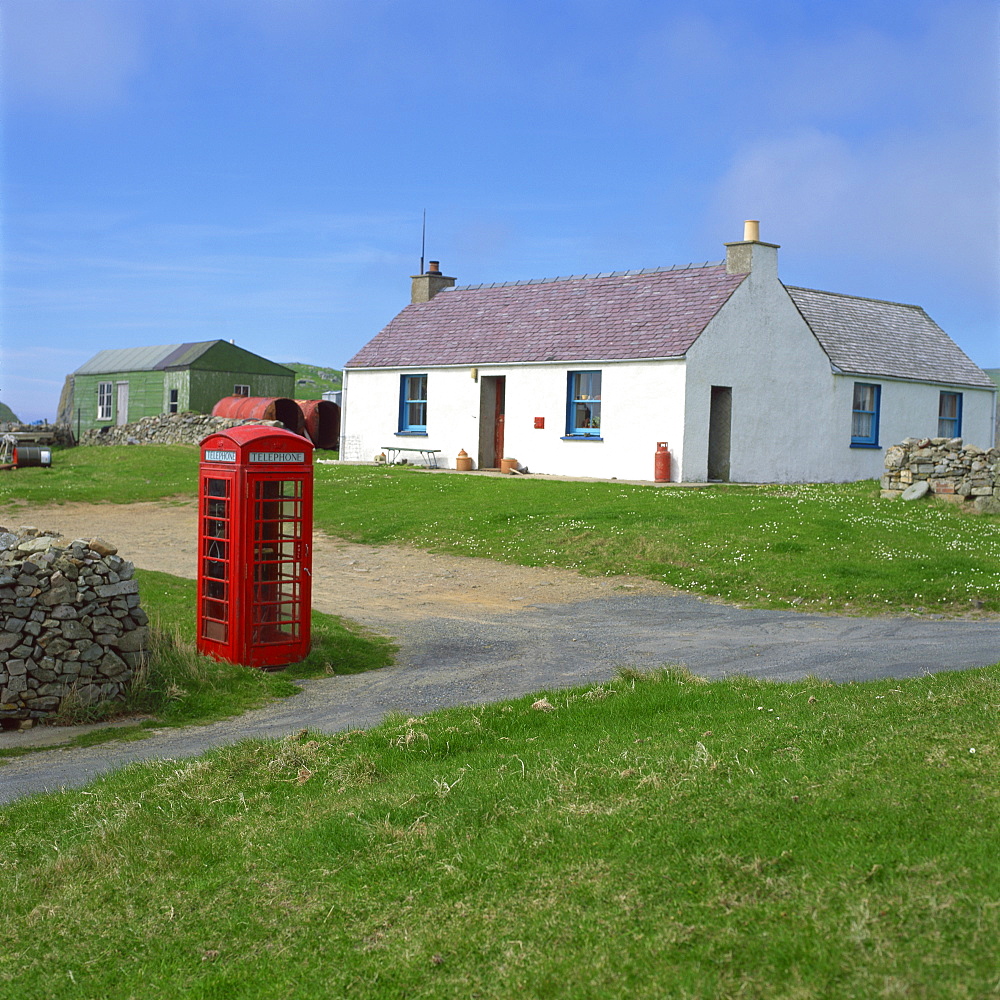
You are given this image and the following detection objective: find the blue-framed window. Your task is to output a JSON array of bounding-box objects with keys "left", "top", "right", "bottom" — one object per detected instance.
[
  {"left": 398, "top": 374, "right": 428, "bottom": 434},
  {"left": 565, "top": 371, "right": 602, "bottom": 437},
  {"left": 938, "top": 392, "right": 962, "bottom": 438},
  {"left": 851, "top": 382, "right": 880, "bottom": 447}
]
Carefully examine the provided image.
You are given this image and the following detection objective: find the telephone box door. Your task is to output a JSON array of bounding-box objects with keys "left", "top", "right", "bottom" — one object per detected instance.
[
  {"left": 248, "top": 473, "right": 312, "bottom": 668},
  {"left": 199, "top": 471, "right": 238, "bottom": 653}
]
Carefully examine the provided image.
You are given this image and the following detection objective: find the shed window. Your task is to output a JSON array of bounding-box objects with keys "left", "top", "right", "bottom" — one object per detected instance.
[
  {"left": 234, "top": 384, "right": 250, "bottom": 397},
  {"left": 97, "top": 382, "right": 113, "bottom": 421},
  {"left": 851, "top": 382, "right": 880, "bottom": 447},
  {"left": 398, "top": 374, "right": 427, "bottom": 434},
  {"left": 938, "top": 392, "right": 962, "bottom": 438},
  {"left": 168, "top": 389, "right": 179, "bottom": 414},
  {"left": 565, "top": 371, "right": 602, "bottom": 437}
]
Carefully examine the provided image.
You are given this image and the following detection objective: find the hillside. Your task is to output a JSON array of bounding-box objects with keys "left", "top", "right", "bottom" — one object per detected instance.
[
  {"left": 0, "top": 402, "right": 20, "bottom": 423},
  {"left": 283, "top": 362, "right": 342, "bottom": 400}
]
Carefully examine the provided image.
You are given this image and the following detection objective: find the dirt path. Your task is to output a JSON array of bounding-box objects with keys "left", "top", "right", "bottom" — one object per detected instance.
[{"left": 0, "top": 499, "right": 667, "bottom": 628}]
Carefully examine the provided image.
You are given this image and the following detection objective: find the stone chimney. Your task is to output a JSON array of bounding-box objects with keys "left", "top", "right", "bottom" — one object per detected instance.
[
  {"left": 724, "top": 220, "right": 780, "bottom": 277},
  {"left": 410, "top": 260, "right": 456, "bottom": 303}
]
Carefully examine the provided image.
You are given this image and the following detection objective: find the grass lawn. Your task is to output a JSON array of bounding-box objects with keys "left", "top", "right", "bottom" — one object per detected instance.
[
  {"left": 316, "top": 468, "right": 1000, "bottom": 615},
  {"left": 3, "top": 447, "right": 998, "bottom": 615},
  {"left": 1, "top": 666, "right": 997, "bottom": 998},
  {"left": 0, "top": 444, "right": 201, "bottom": 505}
]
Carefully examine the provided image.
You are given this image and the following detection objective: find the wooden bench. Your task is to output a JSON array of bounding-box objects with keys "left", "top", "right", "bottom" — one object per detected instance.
[
  {"left": 8, "top": 431, "right": 56, "bottom": 446},
  {"left": 381, "top": 446, "right": 441, "bottom": 468}
]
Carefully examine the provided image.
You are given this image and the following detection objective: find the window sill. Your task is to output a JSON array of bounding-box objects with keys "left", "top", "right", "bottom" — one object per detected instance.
[
  {"left": 850, "top": 442, "right": 881, "bottom": 449},
  {"left": 395, "top": 431, "right": 428, "bottom": 437},
  {"left": 561, "top": 435, "right": 603, "bottom": 441}
]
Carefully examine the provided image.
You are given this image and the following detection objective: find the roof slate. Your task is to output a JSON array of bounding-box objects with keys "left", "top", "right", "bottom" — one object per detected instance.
[
  {"left": 346, "top": 260, "right": 993, "bottom": 392},
  {"left": 345, "top": 264, "right": 748, "bottom": 368},
  {"left": 785, "top": 287, "right": 995, "bottom": 389}
]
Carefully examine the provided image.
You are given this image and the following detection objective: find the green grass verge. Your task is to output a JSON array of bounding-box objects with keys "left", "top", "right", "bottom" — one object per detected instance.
[
  {"left": 0, "top": 570, "right": 394, "bottom": 753},
  {"left": 1, "top": 666, "right": 996, "bottom": 998},
  {"left": 3, "top": 452, "right": 998, "bottom": 614},
  {"left": 0, "top": 444, "right": 200, "bottom": 505},
  {"left": 314, "top": 466, "right": 1000, "bottom": 615}
]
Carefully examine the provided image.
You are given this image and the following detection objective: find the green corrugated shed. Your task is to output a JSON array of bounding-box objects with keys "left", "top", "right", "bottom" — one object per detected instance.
[{"left": 69, "top": 341, "right": 294, "bottom": 434}]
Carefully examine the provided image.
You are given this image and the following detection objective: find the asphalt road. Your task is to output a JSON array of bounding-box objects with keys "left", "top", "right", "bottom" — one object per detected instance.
[{"left": 2, "top": 592, "right": 998, "bottom": 805}]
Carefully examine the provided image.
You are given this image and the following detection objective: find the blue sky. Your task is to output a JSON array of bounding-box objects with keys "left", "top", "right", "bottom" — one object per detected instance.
[{"left": 2, "top": 0, "right": 997, "bottom": 423}]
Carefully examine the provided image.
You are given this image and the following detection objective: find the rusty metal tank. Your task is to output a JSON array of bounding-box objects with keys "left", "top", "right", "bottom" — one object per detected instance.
[
  {"left": 297, "top": 399, "right": 341, "bottom": 450},
  {"left": 211, "top": 396, "right": 305, "bottom": 436}
]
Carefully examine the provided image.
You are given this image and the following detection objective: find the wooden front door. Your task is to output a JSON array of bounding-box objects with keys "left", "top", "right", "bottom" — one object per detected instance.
[
  {"left": 116, "top": 382, "right": 129, "bottom": 426},
  {"left": 493, "top": 377, "right": 506, "bottom": 467}
]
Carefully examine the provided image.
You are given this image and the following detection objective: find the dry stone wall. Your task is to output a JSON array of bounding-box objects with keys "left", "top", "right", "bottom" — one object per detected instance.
[
  {"left": 881, "top": 438, "right": 1000, "bottom": 513},
  {"left": 80, "top": 411, "right": 284, "bottom": 448},
  {"left": 0, "top": 527, "right": 149, "bottom": 727}
]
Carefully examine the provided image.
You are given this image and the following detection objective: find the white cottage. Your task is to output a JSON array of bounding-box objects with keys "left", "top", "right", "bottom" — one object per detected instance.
[{"left": 341, "top": 223, "right": 996, "bottom": 483}]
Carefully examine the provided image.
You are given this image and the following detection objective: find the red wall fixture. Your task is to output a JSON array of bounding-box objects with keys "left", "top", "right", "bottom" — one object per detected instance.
[
  {"left": 297, "top": 399, "right": 341, "bottom": 449},
  {"left": 197, "top": 426, "right": 313, "bottom": 669},
  {"left": 211, "top": 396, "right": 305, "bottom": 437}
]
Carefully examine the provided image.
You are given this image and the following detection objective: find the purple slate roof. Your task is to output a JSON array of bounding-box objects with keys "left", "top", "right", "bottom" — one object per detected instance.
[
  {"left": 786, "top": 287, "right": 995, "bottom": 389},
  {"left": 345, "top": 263, "right": 748, "bottom": 368}
]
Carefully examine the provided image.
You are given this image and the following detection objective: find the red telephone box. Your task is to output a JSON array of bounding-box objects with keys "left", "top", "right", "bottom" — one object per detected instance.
[{"left": 197, "top": 426, "right": 313, "bottom": 669}]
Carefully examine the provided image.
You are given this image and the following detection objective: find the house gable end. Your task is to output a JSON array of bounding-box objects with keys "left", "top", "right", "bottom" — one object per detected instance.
[{"left": 175, "top": 340, "right": 296, "bottom": 376}]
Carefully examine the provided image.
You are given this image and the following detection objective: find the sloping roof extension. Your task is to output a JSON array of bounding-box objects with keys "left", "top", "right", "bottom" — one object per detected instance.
[
  {"left": 786, "top": 287, "right": 995, "bottom": 389},
  {"left": 346, "top": 263, "right": 747, "bottom": 368},
  {"left": 75, "top": 342, "right": 217, "bottom": 375}
]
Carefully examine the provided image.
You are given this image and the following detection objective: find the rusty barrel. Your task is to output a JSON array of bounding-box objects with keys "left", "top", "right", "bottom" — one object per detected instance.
[
  {"left": 13, "top": 447, "right": 52, "bottom": 468},
  {"left": 297, "top": 399, "right": 341, "bottom": 450},
  {"left": 211, "top": 396, "right": 305, "bottom": 436}
]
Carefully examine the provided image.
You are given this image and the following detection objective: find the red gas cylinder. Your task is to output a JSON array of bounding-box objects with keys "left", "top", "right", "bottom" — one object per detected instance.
[{"left": 654, "top": 441, "right": 671, "bottom": 482}]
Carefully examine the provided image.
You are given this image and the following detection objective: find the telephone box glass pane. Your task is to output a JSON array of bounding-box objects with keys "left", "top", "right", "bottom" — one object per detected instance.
[
  {"left": 202, "top": 598, "right": 227, "bottom": 620},
  {"left": 202, "top": 620, "right": 227, "bottom": 642}
]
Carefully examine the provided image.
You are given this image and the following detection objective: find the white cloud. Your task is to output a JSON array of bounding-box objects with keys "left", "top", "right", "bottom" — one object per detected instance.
[
  {"left": 1, "top": 0, "right": 144, "bottom": 108},
  {"left": 713, "top": 124, "right": 998, "bottom": 290},
  {"left": 709, "top": 2, "right": 999, "bottom": 298}
]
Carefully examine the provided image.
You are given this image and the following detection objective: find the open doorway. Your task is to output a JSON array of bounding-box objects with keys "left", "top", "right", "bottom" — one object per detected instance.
[
  {"left": 478, "top": 376, "right": 506, "bottom": 468},
  {"left": 707, "top": 385, "right": 732, "bottom": 482}
]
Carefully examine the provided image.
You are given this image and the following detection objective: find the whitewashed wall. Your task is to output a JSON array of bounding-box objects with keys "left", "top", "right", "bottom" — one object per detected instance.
[
  {"left": 342, "top": 360, "right": 688, "bottom": 480},
  {"left": 830, "top": 375, "right": 996, "bottom": 477},
  {"left": 682, "top": 243, "right": 840, "bottom": 482}
]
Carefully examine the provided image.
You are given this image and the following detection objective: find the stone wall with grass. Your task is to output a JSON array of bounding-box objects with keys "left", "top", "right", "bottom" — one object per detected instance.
[
  {"left": 881, "top": 438, "right": 1000, "bottom": 513},
  {"left": 0, "top": 527, "right": 149, "bottom": 729},
  {"left": 80, "top": 412, "right": 284, "bottom": 448}
]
